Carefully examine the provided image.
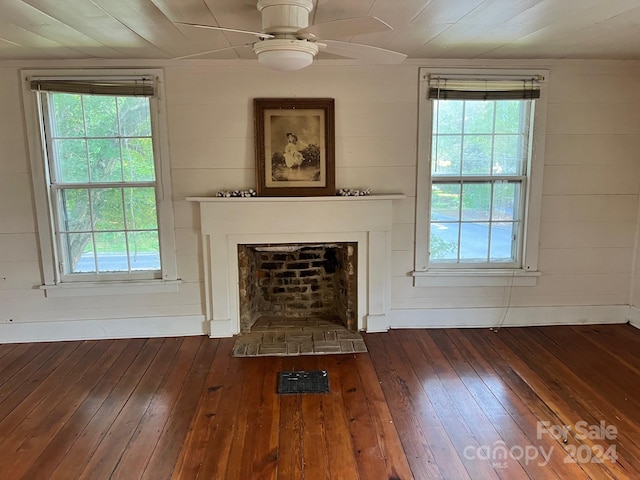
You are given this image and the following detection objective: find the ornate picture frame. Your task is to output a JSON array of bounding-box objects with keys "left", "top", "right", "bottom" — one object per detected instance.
[{"left": 254, "top": 98, "right": 335, "bottom": 196}]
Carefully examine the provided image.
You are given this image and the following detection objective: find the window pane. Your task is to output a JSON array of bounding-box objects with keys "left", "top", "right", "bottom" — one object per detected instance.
[
  {"left": 431, "top": 183, "right": 460, "bottom": 221},
  {"left": 464, "top": 101, "right": 495, "bottom": 134},
  {"left": 62, "top": 232, "right": 95, "bottom": 273},
  {"left": 493, "top": 135, "right": 524, "bottom": 175},
  {"left": 490, "top": 222, "right": 517, "bottom": 261},
  {"left": 462, "top": 135, "right": 492, "bottom": 175},
  {"left": 461, "top": 183, "right": 491, "bottom": 221},
  {"left": 83, "top": 95, "right": 118, "bottom": 137},
  {"left": 430, "top": 222, "right": 458, "bottom": 261},
  {"left": 460, "top": 222, "right": 489, "bottom": 261},
  {"left": 88, "top": 139, "right": 123, "bottom": 182},
  {"left": 124, "top": 187, "right": 158, "bottom": 230},
  {"left": 495, "top": 101, "right": 523, "bottom": 134},
  {"left": 51, "top": 94, "right": 85, "bottom": 138},
  {"left": 58, "top": 189, "right": 90, "bottom": 232},
  {"left": 95, "top": 232, "right": 128, "bottom": 272},
  {"left": 128, "top": 231, "right": 160, "bottom": 270},
  {"left": 54, "top": 139, "right": 89, "bottom": 183},
  {"left": 433, "top": 100, "right": 463, "bottom": 134},
  {"left": 122, "top": 138, "right": 155, "bottom": 181},
  {"left": 432, "top": 135, "right": 462, "bottom": 176},
  {"left": 118, "top": 97, "right": 151, "bottom": 136},
  {"left": 493, "top": 182, "right": 519, "bottom": 221},
  {"left": 91, "top": 188, "right": 125, "bottom": 231}
]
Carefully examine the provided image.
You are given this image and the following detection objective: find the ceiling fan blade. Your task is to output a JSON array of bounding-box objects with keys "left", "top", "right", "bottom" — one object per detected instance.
[
  {"left": 175, "top": 22, "right": 273, "bottom": 39},
  {"left": 174, "top": 43, "right": 254, "bottom": 60},
  {"left": 320, "top": 40, "right": 407, "bottom": 64},
  {"left": 299, "top": 16, "right": 392, "bottom": 39}
]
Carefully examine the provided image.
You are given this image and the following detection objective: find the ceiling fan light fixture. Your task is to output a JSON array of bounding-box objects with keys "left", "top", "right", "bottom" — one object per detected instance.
[{"left": 253, "top": 39, "right": 318, "bottom": 71}]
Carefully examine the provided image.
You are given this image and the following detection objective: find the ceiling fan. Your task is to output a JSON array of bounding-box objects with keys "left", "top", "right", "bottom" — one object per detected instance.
[{"left": 175, "top": 0, "right": 407, "bottom": 71}]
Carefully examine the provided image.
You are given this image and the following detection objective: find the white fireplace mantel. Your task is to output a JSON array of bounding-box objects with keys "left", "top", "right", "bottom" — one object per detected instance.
[{"left": 187, "top": 194, "right": 405, "bottom": 337}]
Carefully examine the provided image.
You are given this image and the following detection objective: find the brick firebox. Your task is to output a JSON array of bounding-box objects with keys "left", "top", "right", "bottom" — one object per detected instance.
[{"left": 238, "top": 243, "right": 357, "bottom": 333}]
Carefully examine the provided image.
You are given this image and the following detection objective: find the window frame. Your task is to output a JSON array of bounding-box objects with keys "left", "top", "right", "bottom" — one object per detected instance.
[
  {"left": 413, "top": 68, "right": 548, "bottom": 287},
  {"left": 22, "top": 69, "right": 179, "bottom": 296}
]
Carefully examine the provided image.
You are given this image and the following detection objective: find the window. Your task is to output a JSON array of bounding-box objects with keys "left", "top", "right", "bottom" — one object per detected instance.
[
  {"left": 414, "top": 69, "right": 547, "bottom": 286},
  {"left": 23, "top": 70, "right": 177, "bottom": 295}
]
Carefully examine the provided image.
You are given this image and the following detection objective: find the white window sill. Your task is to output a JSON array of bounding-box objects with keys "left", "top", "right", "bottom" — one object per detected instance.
[
  {"left": 412, "top": 269, "right": 540, "bottom": 287},
  {"left": 39, "top": 279, "right": 181, "bottom": 298}
]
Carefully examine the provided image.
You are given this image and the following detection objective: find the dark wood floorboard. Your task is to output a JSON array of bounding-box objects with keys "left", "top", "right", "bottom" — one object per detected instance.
[
  {"left": 143, "top": 336, "right": 221, "bottom": 480},
  {"left": 0, "top": 324, "right": 639, "bottom": 479}
]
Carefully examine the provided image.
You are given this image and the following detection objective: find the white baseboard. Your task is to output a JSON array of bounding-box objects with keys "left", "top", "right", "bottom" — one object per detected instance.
[
  {"left": 628, "top": 305, "right": 640, "bottom": 329},
  {"left": 0, "top": 305, "right": 633, "bottom": 344},
  {"left": 389, "top": 305, "right": 629, "bottom": 329},
  {"left": 0, "top": 315, "right": 207, "bottom": 344}
]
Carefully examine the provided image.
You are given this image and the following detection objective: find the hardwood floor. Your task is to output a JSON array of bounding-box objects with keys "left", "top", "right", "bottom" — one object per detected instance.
[
  {"left": 0, "top": 324, "right": 638, "bottom": 479},
  {"left": 368, "top": 325, "right": 640, "bottom": 480}
]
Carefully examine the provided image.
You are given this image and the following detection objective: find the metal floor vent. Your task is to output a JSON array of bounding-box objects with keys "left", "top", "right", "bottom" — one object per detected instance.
[{"left": 277, "top": 370, "right": 329, "bottom": 394}]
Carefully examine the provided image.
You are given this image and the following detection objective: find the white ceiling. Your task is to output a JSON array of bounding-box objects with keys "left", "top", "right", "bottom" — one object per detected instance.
[{"left": 2, "top": 0, "right": 640, "bottom": 62}]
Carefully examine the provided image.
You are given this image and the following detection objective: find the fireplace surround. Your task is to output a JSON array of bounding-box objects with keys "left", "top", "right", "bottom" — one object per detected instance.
[{"left": 187, "top": 194, "right": 404, "bottom": 337}]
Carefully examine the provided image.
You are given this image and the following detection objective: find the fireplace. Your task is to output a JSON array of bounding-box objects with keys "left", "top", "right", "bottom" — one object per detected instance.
[
  {"left": 238, "top": 242, "right": 357, "bottom": 332},
  {"left": 187, "top": 194, "right": 404, "bottom": 337}
]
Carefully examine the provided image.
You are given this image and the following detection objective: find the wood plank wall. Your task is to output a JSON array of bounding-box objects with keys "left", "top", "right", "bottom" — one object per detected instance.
[{"left": 3, "top": 61, "right": 640, "bottom": 334}]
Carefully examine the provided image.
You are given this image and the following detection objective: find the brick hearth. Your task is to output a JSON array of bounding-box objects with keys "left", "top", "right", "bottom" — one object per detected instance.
[{"left": 232, "top": 316, "right": 367, "bottom": 357}]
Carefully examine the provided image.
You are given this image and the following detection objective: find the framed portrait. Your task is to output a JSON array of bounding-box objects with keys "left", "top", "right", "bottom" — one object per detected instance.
[{"left": 254, "top": 98, "right": 335, "bottom": 196}]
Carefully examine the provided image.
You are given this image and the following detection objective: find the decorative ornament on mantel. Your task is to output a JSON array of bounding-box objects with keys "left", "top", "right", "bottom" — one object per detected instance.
[
  {"left": 216, "top": 189, "right": 257, "bottom": 198},
  {"left": 337, "top": 188, "right": 372, "bottom": 197},
  {"left": 215, "top": 187, "right": 373, "bottom": 198}
]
